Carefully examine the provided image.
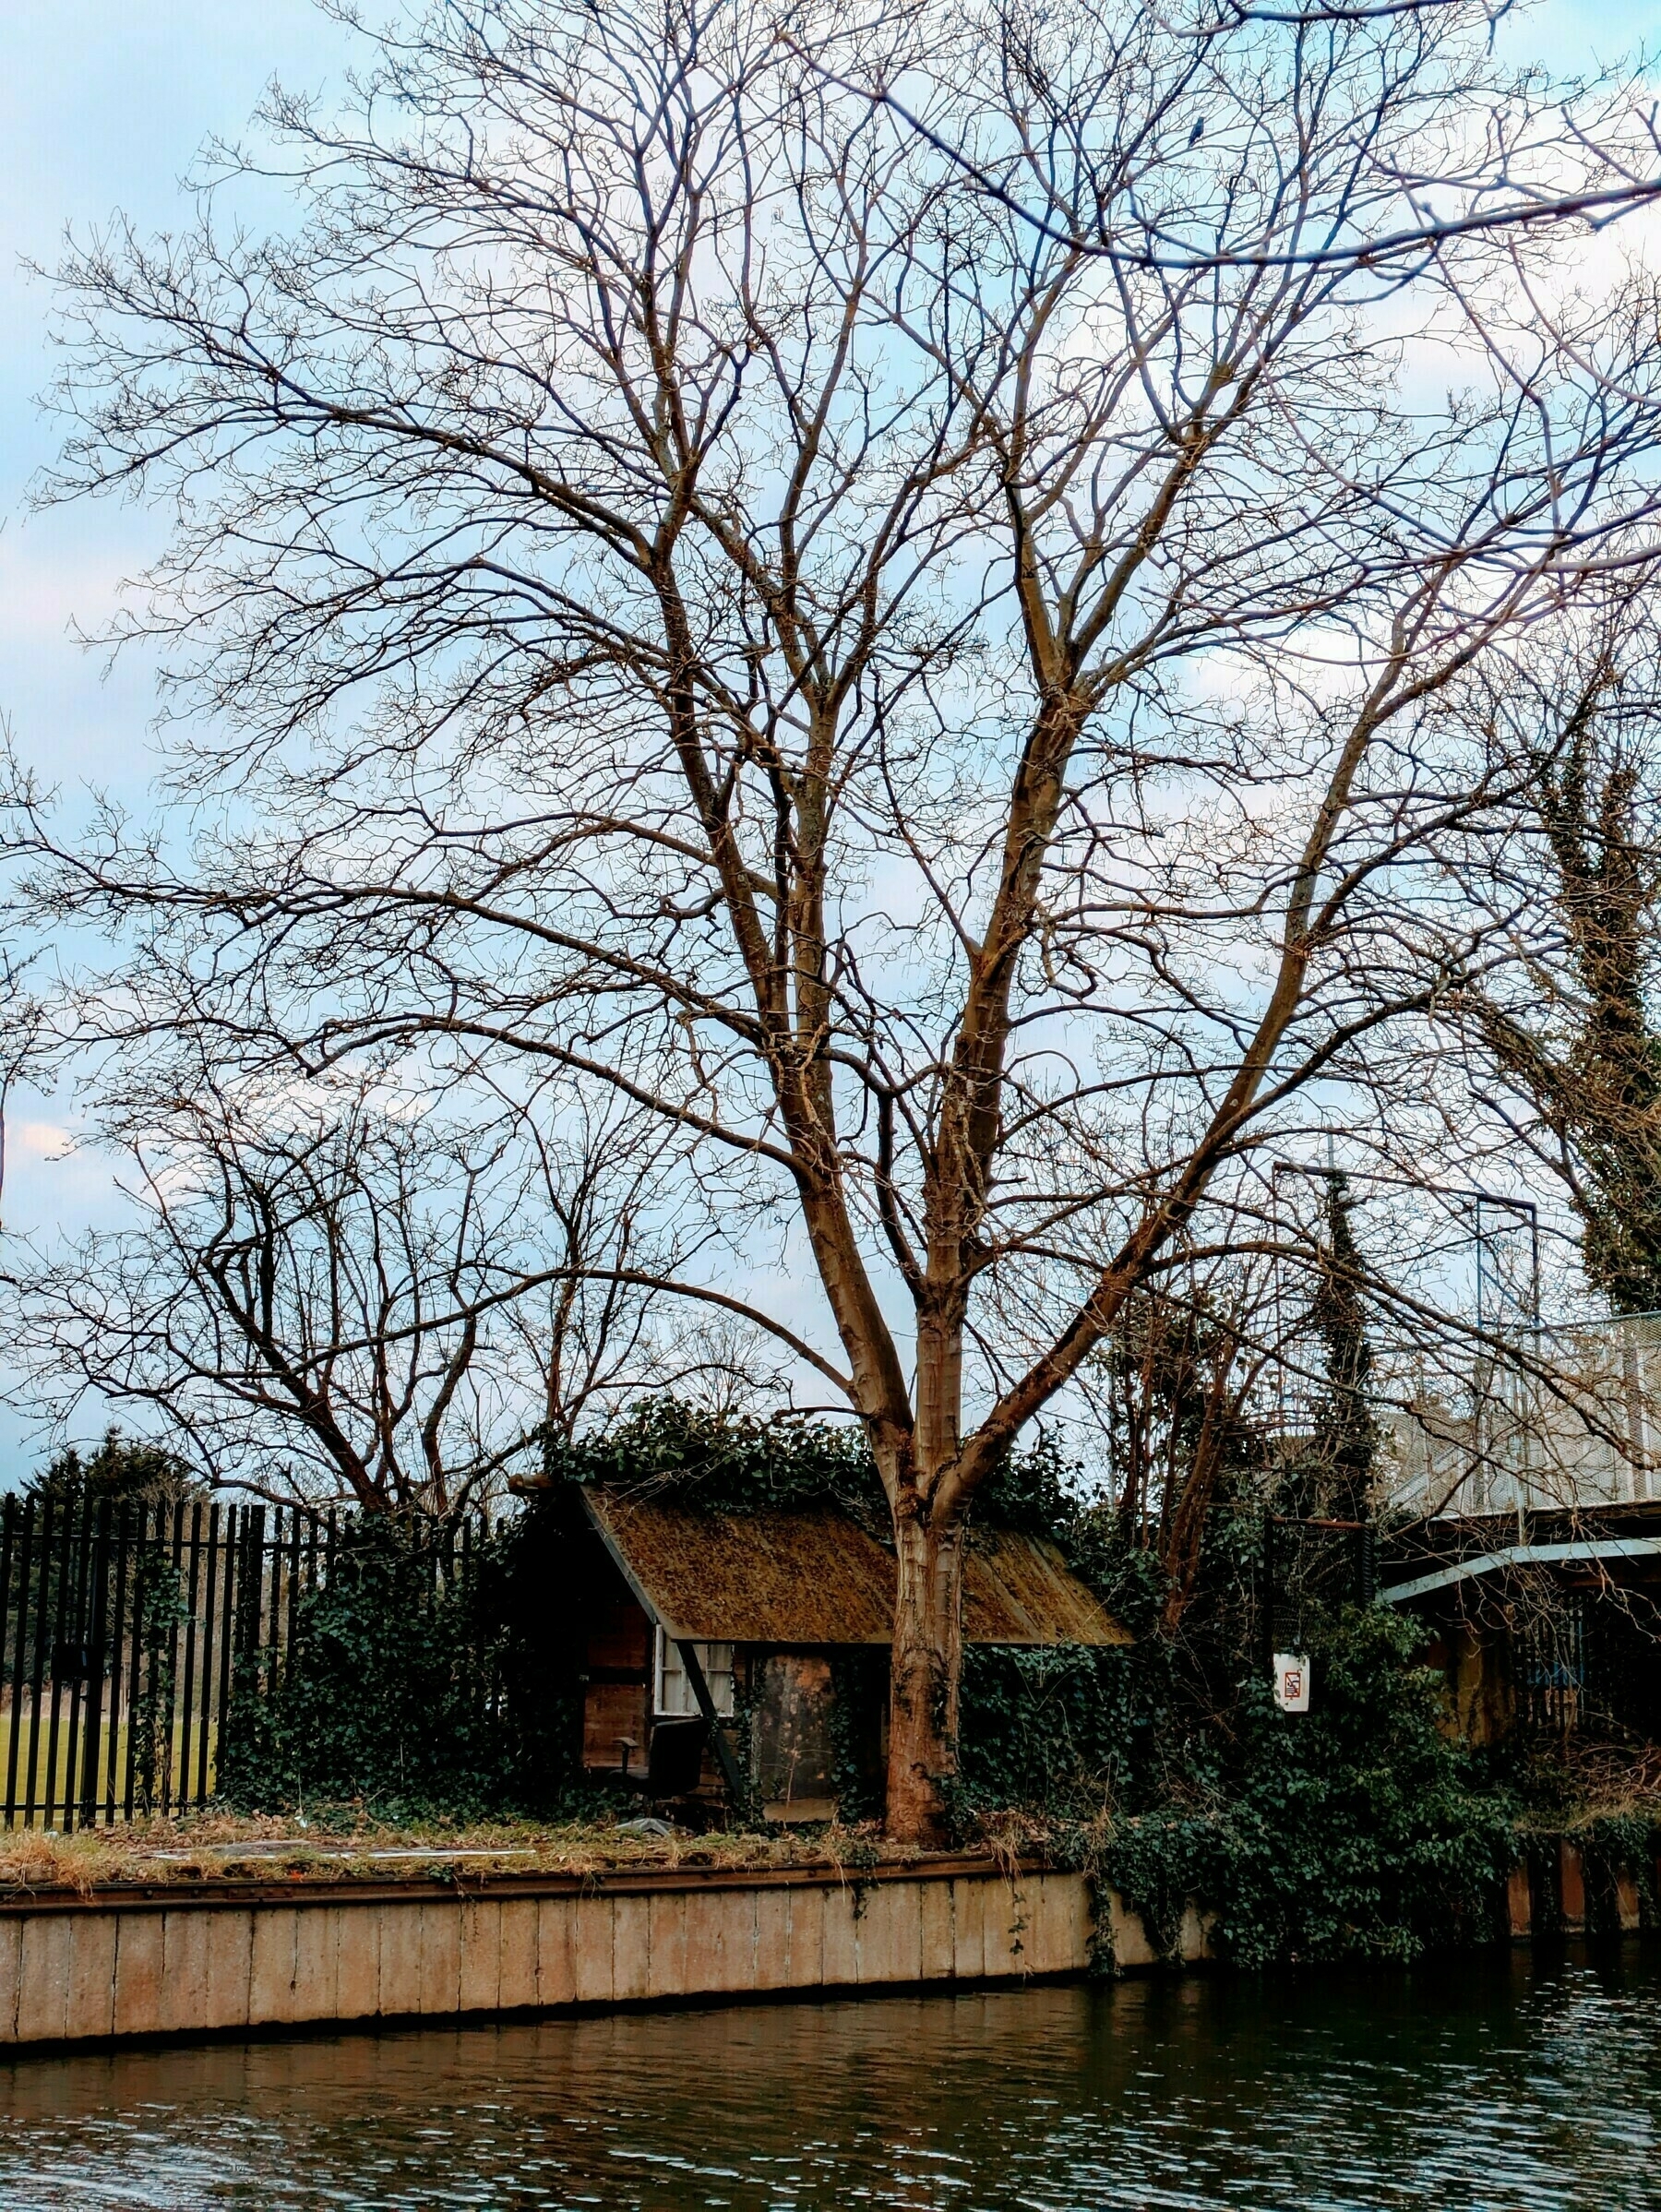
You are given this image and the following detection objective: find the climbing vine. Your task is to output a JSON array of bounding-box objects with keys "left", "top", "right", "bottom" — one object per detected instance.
[
  {"left": 218, "top": 1510, "right": 576, "bottom": 1818},
  {"left": 1097, "top": 1607, "right": 1519, "bottom": 1967},
  {"left": 129, "top": 1544, "right": 190, "bottom": 1815}
]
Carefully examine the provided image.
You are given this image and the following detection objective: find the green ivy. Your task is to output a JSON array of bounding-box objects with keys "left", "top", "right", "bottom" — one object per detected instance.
[
  {"left": 542, "top": 1399, "right": 887, "bottom": 1528},
  {"left": 130, "top": 1543, "right": 191, "bottom": 1815},
  {"left": 1099, "top": 1607, "right": 1520, "bottom": 1967},
  {"left": 218, "top": 1511, "right": 577, "bottom": 1818},
  {"left": 956, "top": 1643, "right": 1139, "bottom": 1818}
]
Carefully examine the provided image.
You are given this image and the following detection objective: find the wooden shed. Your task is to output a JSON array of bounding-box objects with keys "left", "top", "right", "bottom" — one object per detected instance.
[{"left": 553, "top": 1485, "right": 1130, "bottom": 1819}]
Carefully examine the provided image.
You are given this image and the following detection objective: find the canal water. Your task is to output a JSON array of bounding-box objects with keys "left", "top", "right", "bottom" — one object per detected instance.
[{"left": 0, "top": 1945, "right": 1656, "bottom": 2209}]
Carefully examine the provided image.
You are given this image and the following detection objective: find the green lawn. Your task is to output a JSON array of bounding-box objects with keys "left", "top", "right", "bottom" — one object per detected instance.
[{"left": 0, "top": 1713, "right": 220, "bottom": 1826}]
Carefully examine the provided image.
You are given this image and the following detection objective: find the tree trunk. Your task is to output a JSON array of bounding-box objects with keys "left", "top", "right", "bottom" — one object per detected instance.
[{"left": 885, "top": 1508, "right": 965, "bottom": 1846}]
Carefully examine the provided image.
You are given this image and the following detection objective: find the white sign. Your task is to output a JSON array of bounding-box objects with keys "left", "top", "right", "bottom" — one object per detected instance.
[{"left": 1273, "top": 1653, "right": 1311, "bottom": 1713}]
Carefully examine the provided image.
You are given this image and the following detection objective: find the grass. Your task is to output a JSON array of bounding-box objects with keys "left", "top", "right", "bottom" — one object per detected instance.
[
  {"left": 0, "top": 1714, "right": 219, "bottom": 1827},
  {"left": 0, "top": 1806, "right": 939, "bottom": 1896}
]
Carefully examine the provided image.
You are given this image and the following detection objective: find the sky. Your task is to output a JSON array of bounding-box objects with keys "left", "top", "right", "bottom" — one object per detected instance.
[{"left": 0, "top": 0, "right": 1658, "bottom": 1476}]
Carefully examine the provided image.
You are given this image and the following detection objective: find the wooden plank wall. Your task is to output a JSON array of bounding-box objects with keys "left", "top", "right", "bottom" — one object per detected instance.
[{"left": 0, "top": 1862, "right": 1189, "bottom": 2048}]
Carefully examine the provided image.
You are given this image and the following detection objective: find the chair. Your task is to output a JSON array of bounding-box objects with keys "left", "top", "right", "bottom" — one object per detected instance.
[{"left": 614, "top": 1715, "right": 710, "bottom": 1799}]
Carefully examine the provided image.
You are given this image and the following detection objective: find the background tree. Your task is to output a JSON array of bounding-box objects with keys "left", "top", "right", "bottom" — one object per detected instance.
[
  {"left": 1098, "top": 1268, "right": 1272, "bottom": 1634},
  {"left": 11, "top": 0, "right": 1661, "bottom": 1835},
  {"left": 1455, "top": 609, "right": 1661, "bottom": 1316},
  {"left": 1305, "top": 1173, "right": 1377, "bottom": 1525},
  {"left": 5, "top": 1062, "right": 714, "bottom": 1513},
  {"left": 22, "top": 1427, "right": 199, "bottom": 1509}
]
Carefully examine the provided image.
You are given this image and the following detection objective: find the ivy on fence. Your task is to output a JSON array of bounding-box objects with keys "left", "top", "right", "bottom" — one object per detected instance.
[{"left": 218, "top": 1510, "right": 578, "bottom": 1819}]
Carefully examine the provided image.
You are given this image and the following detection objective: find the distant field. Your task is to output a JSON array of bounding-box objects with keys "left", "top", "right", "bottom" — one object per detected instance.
[{"left": 0, "top": 1713, "right": 218, "bottom": 1825}]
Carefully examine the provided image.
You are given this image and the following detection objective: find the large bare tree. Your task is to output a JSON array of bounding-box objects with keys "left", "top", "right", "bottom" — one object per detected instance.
[
  {"left": 1436, "top": 595, "right": 1661, "bottom": 1315},
  {"left": 14, "top": 0, "right": 1661, "bottom": 1835}
]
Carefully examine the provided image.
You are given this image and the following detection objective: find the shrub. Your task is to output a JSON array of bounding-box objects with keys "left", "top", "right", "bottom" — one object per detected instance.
[{"left": 1102, "top": 1606, "right": 1519, "bottom": 1967}]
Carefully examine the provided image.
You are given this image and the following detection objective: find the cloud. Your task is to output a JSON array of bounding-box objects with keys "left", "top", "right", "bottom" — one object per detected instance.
[{"left": 12, "top": 1121, "right": 73, "bottom": 1162}]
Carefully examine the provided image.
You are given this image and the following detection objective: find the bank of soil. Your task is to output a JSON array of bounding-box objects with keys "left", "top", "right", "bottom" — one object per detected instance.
[{"left": 0, "top": 1810, "right": 939, "bottom": 1898}]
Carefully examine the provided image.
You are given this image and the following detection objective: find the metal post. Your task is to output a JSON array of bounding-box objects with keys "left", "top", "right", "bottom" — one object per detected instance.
[
  {"left": 1261, "top": 1514, "right": 1276, "bottom": 1675},
  {"left": 5, "top": 1498, "right": 33, "bottom": 1829},
  {"left": 78, "top": 1501, "right": 112, "bottom": 1829}
]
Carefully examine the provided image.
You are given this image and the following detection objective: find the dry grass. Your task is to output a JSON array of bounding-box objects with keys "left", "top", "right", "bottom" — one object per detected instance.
[
  {"left": 0, "top": 1808, "right": 951, "bottom": 1896},
  {"left": 1555, "top": 1739, "right": 1661, "bottom": 1824}
]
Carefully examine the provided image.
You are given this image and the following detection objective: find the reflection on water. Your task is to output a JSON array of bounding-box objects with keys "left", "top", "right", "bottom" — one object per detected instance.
[{"left": 1, "top": 1945, "right": 1658, "bottom": 2210}]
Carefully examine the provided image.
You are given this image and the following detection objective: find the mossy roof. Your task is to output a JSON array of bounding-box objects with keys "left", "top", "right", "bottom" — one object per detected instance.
[{"left": 581, "top": 1489, "right": 1131, "bottom": 1648}]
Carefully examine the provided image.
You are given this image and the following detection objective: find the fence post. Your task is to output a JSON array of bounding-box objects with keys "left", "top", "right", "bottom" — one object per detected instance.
[
  {"left": 176, "top": 1501, "right": 205, "bottom": 1813},
  {"left": 103, "top": 1504, "right": 133, "bottom": 1823},
  {"left": 0, "top": 1498, "right": 14, "bottom": 1830},
  {"left": 120, "top": 1501, "right": 150, "bottom": 1821},
  {"left": 78, "top": 1500, "right": 113, "bottom": 1829},
  {"left": 4, "top": 1498, "right": 32, "bottom": 1828},
  {"left": 60, "top": 1499, "right": 97, "bottom": 1832},
  {"left": 24, "top": 1499, "right": 60, "bottom": 1829}
]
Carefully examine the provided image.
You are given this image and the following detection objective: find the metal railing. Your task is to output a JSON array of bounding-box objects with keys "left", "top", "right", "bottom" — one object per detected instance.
[
  {"left": 0, "top": 1494, "right": 333, "bottom": 1831},
  {"left": 1377, "top": 1312, "right": 1661, "bottom": 1518}
]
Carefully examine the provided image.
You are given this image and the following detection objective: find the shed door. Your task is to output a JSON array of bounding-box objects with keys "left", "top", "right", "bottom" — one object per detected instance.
[{"left": 754, "top": 1653, "right": 838, "bottom": 1812}]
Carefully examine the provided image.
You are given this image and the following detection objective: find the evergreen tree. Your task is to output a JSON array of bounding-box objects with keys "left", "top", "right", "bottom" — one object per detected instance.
[
  {"left": 1308, "top": 1174, "right": 1376, "bottom": 1524},
  {"left": 24, "top": 1427, "right": 201, "bottom": 1510}
]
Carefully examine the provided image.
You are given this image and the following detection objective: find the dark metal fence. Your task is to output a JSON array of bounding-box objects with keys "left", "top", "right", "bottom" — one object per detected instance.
[
  {"left": 0, "top": 1493, "right": 339, "bottom": 1831},
  {"left": 1261, "top": 1513, "right": 1376, "bottom": 1661},
  {"left": 1516, "top": 1591, "right": 1661, "bottom": 1743}
]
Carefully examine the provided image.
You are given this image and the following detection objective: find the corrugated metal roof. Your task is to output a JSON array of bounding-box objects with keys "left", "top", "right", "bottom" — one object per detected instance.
[{"left": 581, "top": 1490, "right": 1130, "bottom": 1648}]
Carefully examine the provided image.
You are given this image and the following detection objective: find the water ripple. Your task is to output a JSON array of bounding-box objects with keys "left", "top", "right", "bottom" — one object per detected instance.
[{"left": 0, "top": 1945, "right": 1656, "bottom": 2210}]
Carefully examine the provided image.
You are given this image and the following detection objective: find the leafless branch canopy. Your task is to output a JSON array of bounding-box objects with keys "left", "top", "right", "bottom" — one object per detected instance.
[{"left": 12, "top": 0, "right": 1661, "bottom": 1827}]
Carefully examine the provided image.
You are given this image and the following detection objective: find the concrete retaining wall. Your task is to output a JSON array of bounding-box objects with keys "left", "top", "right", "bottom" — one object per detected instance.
[{"left": 0, "top": 1858, "right": 1197, "bottom": 2050}]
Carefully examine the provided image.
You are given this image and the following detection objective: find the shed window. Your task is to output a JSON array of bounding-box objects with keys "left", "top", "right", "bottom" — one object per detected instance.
[{"left": 654, "top": 1628, "right": 735, "bottom": 1719}]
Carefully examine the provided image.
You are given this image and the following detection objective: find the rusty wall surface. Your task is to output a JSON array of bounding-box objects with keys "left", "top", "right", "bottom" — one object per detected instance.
[
  {"left": 753, "top": 1653, "right": 838, "bottom": 1814},
  {"left": 0, "top": 1863, "right": 1199, "bottom": 2050}
]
